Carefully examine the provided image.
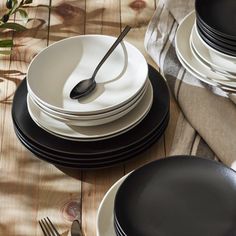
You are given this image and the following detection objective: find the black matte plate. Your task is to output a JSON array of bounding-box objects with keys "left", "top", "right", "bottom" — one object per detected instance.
[
  {"left": 115, "top": 156, "right": 236, "bottom": 236},
  {"left": 197, "top": 24, "right": 236, "bottom": 57},
  {"left": 196, "top": 21, "right": 236, "bottom": 51},
  {"left": 14, "top": 114, "right": 169, "bottom": 169},
  {"left": 197, "top": 18, "right": 236, "bottom": 46},
  {"left": 195, "top": 0, "right": 236, "bottom": 39},
  {"left": 12, "top": 65, "right": 170, "bottom": 156},
  {"left": 13, "top": 111, "right": 169, "bottom": 163},
  {"left": 114, "top": 219, "right": 125, "bottom": 236}
]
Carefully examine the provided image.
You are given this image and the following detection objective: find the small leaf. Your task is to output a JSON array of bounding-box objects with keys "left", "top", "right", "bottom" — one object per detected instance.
[
  {"left": 17, "top": 9, "right": 28, "bottom": 24},
  {"left": 1, "top": 14, "right": 9, "bottom": 23},
  {"left": 0, "top": 39, "right": 13, "bottom": 47},
  {"left": 25, "top": 0, "right": 33, "bottom": 4},
  {"left": 10, "top": 0, "right": 19, "bottom": 14},
  {"left": 6, "top": 0, "right": 13, "bottom": 9},
  {"left": 0, "top": 50, "right": 13, "bottom": 55},
  {"left": 0, "top": 22, "right": 27, "bottom": 31}
]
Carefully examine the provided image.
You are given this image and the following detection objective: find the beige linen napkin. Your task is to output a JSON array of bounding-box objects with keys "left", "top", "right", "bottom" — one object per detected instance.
[{"left": 145, "top": 0, "right": 236, "bottom": 168}]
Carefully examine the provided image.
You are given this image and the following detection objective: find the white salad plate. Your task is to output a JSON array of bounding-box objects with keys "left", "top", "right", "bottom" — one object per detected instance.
[
  {"left": 27, "top": 80, "right": 153, "bottom": 141},
  {"left": 96, "top": 174, "right": 128, "bottom": 236},
  {"left": 175, "top": 11, "right": 236, "bottom": 88},
  {"left": 191, "top": 24, "right": 236, "bottom": 76},
  {"left": 27, "top": 35, "right": 148, "bottom": 115}
]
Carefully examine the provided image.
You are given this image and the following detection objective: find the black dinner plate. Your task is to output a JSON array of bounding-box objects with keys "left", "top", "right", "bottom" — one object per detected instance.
[
  {"left": 14, "top": 114, "right": 169, "bottom": 169},
  {"left": 195, "top": 0, "right": 236, "bottom": 40},
  {"left": 196, "top": 21, "right": 236, "bottom": 52},
  {"left": 114, "top": 156, "right": 236, "bottom": 236},
  {"left": 196, "top": 18, "right": 236, "bottom": 47},
  {"left": 114, "top": 218, "right": 125, "bottom": 236},
  {"left": 12, "top": 65, "right": 170, "bottom": 157},
  {"left": 13, "top": 111, "right": 169, "bottom": 163},
  {"left": 197, "top": 24, "right": 236, "bottom": 57}
]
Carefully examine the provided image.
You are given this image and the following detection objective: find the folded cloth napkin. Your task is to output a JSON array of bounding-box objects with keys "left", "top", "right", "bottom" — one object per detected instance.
[{"left": 144, "top": 0, "right": 236, "bottom": 168}]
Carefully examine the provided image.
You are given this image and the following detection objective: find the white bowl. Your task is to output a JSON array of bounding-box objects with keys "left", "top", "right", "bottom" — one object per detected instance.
[
  {"left": 29, "top": 78, "right": 148, "bottom": 121},
  {"left": 27, "top": 35, "right": 148, "bottom": 115},
  {"left": 28, "top": 79, "right": 148, "bottom": 126},
  {"left": 26, "top": 80, "right": 153, "bottom": 141}
]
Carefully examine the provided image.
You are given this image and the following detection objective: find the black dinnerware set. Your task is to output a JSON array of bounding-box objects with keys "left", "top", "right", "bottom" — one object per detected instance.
[
  {"left": 195, "top": 0, "right": 236, "bottom": 57},
  {"left": 113, "top": 156, "right": 236, "bottom": 236}
]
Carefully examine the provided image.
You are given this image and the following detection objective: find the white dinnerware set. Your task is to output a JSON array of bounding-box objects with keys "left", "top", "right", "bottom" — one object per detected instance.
[
  {"left": 12, "top": 33, "right": 170, "bottom": 169},
  {"left": 26, "top": 35, "right": 150, "bottom": 141}
]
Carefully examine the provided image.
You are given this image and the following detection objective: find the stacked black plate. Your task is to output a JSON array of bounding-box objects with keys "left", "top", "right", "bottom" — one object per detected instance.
[
  {"left": 114, "top": 156, "right": 236, "bottom": 236},
  {"left": 12, "top": 65, "right": 170, "bottom": 170},
  {"left": 195, "top": 0, "right": 236, "bottom": 56}
]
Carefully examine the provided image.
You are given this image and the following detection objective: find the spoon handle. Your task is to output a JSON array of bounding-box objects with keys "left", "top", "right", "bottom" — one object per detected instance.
[{"left": 92, "top": 25, "right": 132, "bottom": 79}]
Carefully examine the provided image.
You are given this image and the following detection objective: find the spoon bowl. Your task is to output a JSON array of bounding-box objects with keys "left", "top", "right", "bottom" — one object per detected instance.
[
  {"left": 70, "top": 25, "right": 131, "bottom": 100},
  {"left": 70, "top": 79, "right": 96, "bottom": 99}
]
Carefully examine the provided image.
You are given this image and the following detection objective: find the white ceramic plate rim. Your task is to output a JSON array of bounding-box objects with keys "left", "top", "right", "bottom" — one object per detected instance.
[
  {"left": 194, "top": 20, "right": 236, "bottom": 60},
  {"left": 28, "top": 81, "right": 148, "bottom": 127},
  {"left": 27, "top": 34, "right": 148, "bottom": 114},
  {"left": 177, "top": 52, "right": 236, "bottom": 95},
  {"left": 96, "top": 174, "right": 129, "bottom": 236},
  {"left": 29, "top": 79, "right": 149, "bottom": 121},
  {"left": 191, "top": 23, "right": 236, "bottom": 75},
  {"left": 27, "top": 80, "right": 153, "bottom": 141},
  {"left": 175, "top": 11, "right": 236, "bottom": 87},
  {"left": 190, "top": 29, "right": 236, "bottom": 80}
]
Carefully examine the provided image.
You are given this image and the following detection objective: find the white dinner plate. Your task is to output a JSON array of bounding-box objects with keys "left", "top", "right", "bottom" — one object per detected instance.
[
  {"left": 175, "top": 11, "right": 236, "bottom": 88},
  {"left": 96, "top": 174, "right": 129, "bottom": 236},
  {"left": 191, "top": 24, "right": 236, "bottom": 76},
  {"left": 27, "top": 35, "right": 148, "bottom": 114},
  {"left": 189, "top": 30, "right": 236, "bottom": 80},
  {"left": 27, "top": 80, "right": 153, "bottom": 141},
  {"left": 177, "top": 47, "right": 236, "bottom": 94}
]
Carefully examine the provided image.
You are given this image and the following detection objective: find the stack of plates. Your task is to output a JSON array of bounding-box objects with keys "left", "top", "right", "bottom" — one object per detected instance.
[
  {"left": 196, "top": 0, "right": 236, "bottom": 57},
  {"left": 97, "top": 156, "right": 236, "bottom": 236},
  {"left": 176, "top": 3, "right": 236, "bottom": 93},
  {"left": 12, "top": 34, "right": 170, "bottom": 169}
]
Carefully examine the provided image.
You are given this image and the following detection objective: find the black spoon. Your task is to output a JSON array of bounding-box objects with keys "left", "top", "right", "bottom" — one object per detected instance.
[{"left": 70, "top": 25, "right": 131, "bottom": 100}]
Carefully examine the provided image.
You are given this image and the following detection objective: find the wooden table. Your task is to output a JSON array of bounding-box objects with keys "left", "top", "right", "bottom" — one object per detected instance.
[{"left": 0, "top": 0, "right": 180, "bottom": 235}]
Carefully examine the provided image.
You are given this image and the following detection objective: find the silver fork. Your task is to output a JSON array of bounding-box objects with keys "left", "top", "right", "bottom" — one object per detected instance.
[{"left": 39, "top": 217, "right": 60, "bottom": 236}]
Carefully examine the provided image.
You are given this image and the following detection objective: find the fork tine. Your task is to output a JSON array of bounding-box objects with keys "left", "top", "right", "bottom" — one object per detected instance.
[
  {"left": 46, "top": 217, "right": 60, "bottom": 236},
  {"left": 39, "top": 219, "right": 51, "bottom": 236},
  {"left": 39, "top": 217, "right": 60, "bottom": 236},
  {"left": 39, "top": 220, "right": 48, "bottom": 236}
]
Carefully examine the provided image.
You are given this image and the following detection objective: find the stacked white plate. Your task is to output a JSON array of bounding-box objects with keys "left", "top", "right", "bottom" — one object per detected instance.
[
  {"left": 12, "top": 34, "right": 170, "bottom": 169},
  {"left": 26, "top": 35, "right": 150, "bottom": 141},
  {"left": 175, "top": 10, "right": 236, "bottom": 94}
]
